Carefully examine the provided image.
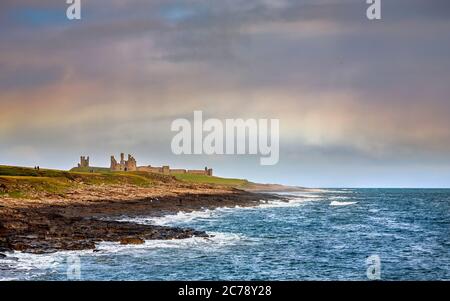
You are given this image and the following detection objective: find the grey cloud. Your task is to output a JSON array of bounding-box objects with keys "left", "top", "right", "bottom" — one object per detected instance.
[{"left": 1, "top": 0, "right": 450, "bottom": 187}]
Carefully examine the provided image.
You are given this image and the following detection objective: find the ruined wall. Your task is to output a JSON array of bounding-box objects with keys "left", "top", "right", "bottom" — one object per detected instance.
[
  {"left": 187, "top": 167, "right": 212, "bottom": 176},
  {"left": 137, "top": 166, "right": 212, "bottom": 176},
  {"left": 137, "top": 166, "right": 163, "bottom": 173},
  {"left": 162, "top": 166, "right": 170, "bottom": 175},
  {"left": 187, "top": 170, "right": 207, "bottom": 174},
  {"left": 169, "top": 169, "right": 187, "bottom": 174}
]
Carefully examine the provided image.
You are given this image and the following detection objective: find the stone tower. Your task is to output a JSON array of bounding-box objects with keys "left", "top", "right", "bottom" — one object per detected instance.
[
  {"left": 78, "top": 156, "right": 89, "bottom": 168},
  {"left": 110, "top": 153, "right": 137, "bottom": 171}
]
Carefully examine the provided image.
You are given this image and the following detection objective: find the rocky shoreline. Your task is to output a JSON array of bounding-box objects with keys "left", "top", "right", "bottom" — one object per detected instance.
[{"left": 0, "top": 185, "right": 279, "bottom": 254}]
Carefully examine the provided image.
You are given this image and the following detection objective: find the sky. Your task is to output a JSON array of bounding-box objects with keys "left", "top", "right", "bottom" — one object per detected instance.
[{"left": 1, "top": 0, "right": 450, "bottom": 188}]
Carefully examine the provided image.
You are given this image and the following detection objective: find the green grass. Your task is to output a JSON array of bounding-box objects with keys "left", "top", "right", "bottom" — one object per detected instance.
[
  {"left": 0, "top": 165, "right": 250, "bottom": 199},
  {"left": 173, "top": 173, "right": 249, "bottom": 187},
  {"left": 0, "top": 165, "right": 71, "bottom": 177},
  {"left": 0, "top": 190, "right": 26, "bottom": 199},
  {"left": 0, "top": 165, "right": 175, "bottom": 199},
  {"left": 0, "top": 176, "right": 70, "bottom": 198},
  {"left": 70, "top": 166, "right": 112, "bottom": 173}
]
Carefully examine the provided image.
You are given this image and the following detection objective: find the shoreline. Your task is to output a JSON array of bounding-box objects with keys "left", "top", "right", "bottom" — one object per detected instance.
[{"left": 0, "top": 184, "right": 282, "bottom": 254}]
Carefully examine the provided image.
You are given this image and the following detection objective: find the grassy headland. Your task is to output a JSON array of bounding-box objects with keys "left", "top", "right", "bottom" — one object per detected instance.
[
  {"left": 0, "top": 165, "right": 159, "bottom": 199},
  {"left": 0, "top": 165, "right": 254, "bottom": 199},
  {"left": 173, "top": 173, "right": 249, "bottom": 187}
]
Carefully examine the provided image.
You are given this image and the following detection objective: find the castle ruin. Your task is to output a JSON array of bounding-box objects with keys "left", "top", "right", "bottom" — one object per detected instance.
[
  {"left": 107, "top": 153, "right": 212, "bottom": 176},
  {"left": 74, "top": 154, "right": 214, "bottom": 176},
  {"left": 110, "top": 153, "right": 137, "bottom": 171},
  {"left": 78, "top": 156, "right": 89, "bottom": 168}
]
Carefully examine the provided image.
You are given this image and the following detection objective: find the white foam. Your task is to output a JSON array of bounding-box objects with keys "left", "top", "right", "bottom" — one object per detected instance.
[
  {"left": 0, "top": 249, "right": 92, "bottom": 281},
  {"left": 322, "top": 190, "right": 355, "bottom": 194},
  {"left": 219, "top": 198, "right": 319, "bottom": 211},
  {"left": 118, "top": 197, "right": 320, "bottom": 226},
  {"left": 291, "top": 193, "right": 322, "bottom": 198},
  {"left": 301, "top": 188, "right": 330, "bottom": 193},
  {"left": 276, "top": 192, "right": 322, "bottom": 198},
  {"left": 0, "top": 277, "right": 19, "bottom": 281},
  {"left": 329, "top": 196, "right": 350, "bottom": 200},
  {"left": 0, "top": 231, "right": 248, "bottom": 280},
  {"left": 255, "top": 198, "right": 319, "bottom": 208},
  {"left": 330, "top": 201, "right": 358, "bottom": 206},
  {"left": 95, "top": 231, "right": 247, "bottom": 254},
  {"left": 118, "top": 209, "right": 216, "bottom": 226}
]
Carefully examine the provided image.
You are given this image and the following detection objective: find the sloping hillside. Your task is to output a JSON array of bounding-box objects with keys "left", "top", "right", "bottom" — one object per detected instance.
[{"left": 0, "top": 165, "right": 175, "bottom": 199}]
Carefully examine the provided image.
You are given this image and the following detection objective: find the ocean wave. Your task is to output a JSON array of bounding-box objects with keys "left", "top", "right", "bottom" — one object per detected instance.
[
  {"left": 230, "top": 198, "right": 320, "bottom": 210},
  {"left": 0, "top": 195, "right": 322, "bottom": 281},
  {"left": 255, "top": 198, "right": 319, "bottom": 208},
  {"left": 0, "top": 231, "right": 247, "bottom": 281},
  {"left": 291, "top": 193, "right": 322, "bottom": 198},
  {"left": 0, "top": 249, "right": 91, "bottom": 281},
  {"left": 275, "top": 191, "right": 323, "bottom": 198},
  {"left": 327, "top": 190, "right": 355, "bottom": 194},
  {"left": 96, "top": 231, "right": 247, "bottom": 253},
  {"left": 0, "top": 277, "right": 19, "bottom": 281},
  {"left": 117, "top": 209, "right": 216, "bottom": 226},
  {"left": 301, "top": 188, "right": 330, "bottom": 193},
  {"left": 299, "top": 188, "right": 355, "bottom": 194},
  {"left": 118, "top": 197, "right": 320, "bottom": 226},
  {"left": 330, "top": 201, "right": 358, "bottom": 206},
  {"left": 328, "top": 196, "right": 350, "bottom": 200}
]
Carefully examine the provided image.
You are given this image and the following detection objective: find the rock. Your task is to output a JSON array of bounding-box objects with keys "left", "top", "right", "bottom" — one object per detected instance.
[
  {"left": 0, "top": 253, "right": 6, "bottom": 258},
  {"left": 0, "top": 246, "right": 10, "bottom": 253},
  {"left": 0, "top": 187, "right": 274, "bottom": 253},
  {"left": 119, "top": 237, "right": 145, "bottom": 245},
  {"left": 9, "top": 242, "right": 28, "bottom": 251},
  {"left": 193, "top": 231, "right": 209, "bottom": 238}
]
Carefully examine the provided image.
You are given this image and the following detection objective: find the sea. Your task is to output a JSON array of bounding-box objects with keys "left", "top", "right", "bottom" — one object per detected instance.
[{"left": 1, "top": 189, "right": 449, "bottom": 280}]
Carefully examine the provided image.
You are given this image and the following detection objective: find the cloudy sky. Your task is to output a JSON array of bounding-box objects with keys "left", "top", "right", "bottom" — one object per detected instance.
[{"left": 1, "top": 0, "right": 450, "bottom": 187}]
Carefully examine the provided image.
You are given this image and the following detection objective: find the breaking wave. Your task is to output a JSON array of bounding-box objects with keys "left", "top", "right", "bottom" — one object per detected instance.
[
  {"left": 117, "top": 196, "right": 321, "bottom": 226},
  {"left": 330, "top": 201, "right": 358, "bottom": 206},
  {"left": 95, "top": 231, "right": 247, "bottom": 253},
  {"left": 0, "top": 249, "right": 91, "bottom": 281},
  {"left": 0, "top": 231, "right": 247, "bottom": 281}
]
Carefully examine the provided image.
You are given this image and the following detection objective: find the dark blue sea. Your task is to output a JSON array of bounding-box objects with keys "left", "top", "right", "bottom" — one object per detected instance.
[{"left": 1, "top": 189, "right": 449, "bottom": 280}]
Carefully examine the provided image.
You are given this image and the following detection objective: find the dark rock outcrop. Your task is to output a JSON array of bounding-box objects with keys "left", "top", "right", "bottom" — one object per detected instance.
[{"left": 0, "top": 190, "right": 278, "bottom": 253}]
